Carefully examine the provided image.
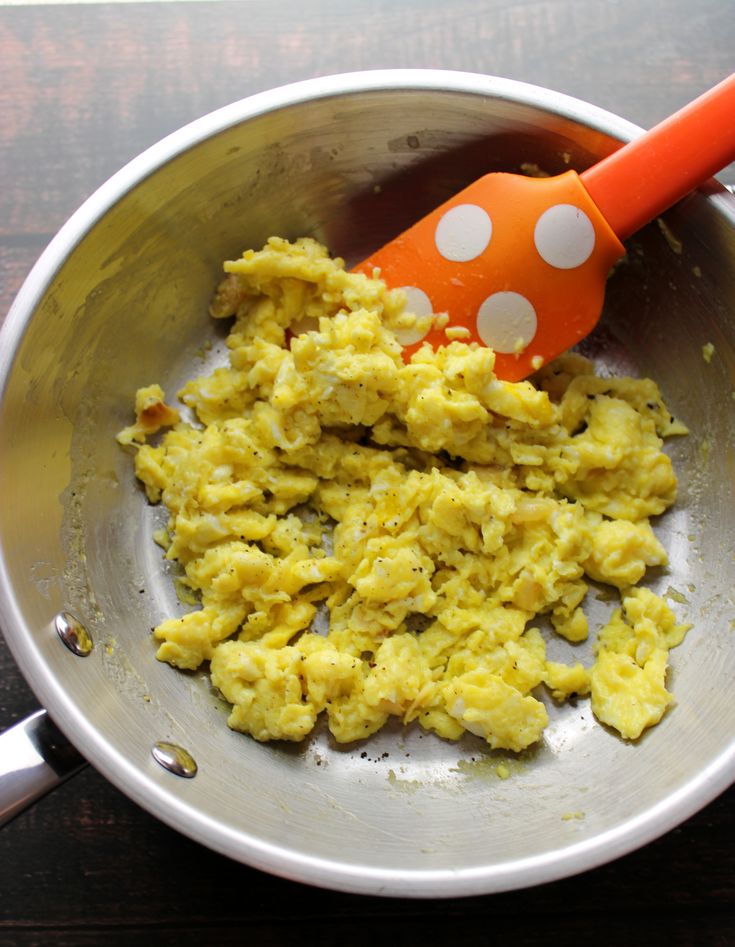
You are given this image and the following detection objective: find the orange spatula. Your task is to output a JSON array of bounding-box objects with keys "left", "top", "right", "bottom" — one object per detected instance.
[{"left": 354, "top": 73, "right": 735, "bottom": 381}]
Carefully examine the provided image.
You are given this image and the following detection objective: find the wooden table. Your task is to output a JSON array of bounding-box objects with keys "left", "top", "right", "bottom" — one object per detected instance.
[{"left": 1, "top": 1, "right": 733, "bottom": 943}]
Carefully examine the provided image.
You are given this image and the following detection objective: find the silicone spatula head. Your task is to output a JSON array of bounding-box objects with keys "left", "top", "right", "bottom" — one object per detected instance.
[{"left": 354, "top": 73, "right": 735, "bottom": 382}]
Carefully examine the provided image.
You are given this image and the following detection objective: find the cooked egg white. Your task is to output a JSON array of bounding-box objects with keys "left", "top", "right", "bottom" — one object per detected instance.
[{"left": 119, "top": 236, "right": 690, "bottom": 749}]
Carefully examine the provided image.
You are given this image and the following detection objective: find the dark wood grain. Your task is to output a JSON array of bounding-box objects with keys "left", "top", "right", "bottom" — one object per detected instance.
[{"left": 1, "top": 1, "right": 733, "bottom": 943}]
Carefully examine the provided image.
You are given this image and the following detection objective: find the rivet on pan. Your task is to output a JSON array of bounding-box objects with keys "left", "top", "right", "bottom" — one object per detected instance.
[
  {"left": 54, "top": 611, "right": 93, "bottom": 656},
  {"left": 151, "top": 742, "right": 198, "bottom": 779}
]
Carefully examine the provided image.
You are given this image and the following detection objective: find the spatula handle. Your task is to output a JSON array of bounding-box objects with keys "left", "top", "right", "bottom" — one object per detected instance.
[{"left": 581, "top": 72, "right": 735, "bottom": 241}]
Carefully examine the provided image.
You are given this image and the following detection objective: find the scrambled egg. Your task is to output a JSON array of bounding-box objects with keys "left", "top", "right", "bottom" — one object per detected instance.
[{"left": 119, "top": 237, "right": 690, "bottom": 749}]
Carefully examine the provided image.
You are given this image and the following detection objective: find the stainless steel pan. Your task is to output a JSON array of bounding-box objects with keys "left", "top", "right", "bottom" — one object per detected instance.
[{"left": 1, "top": 70, "right": 734, "bottom": 898}]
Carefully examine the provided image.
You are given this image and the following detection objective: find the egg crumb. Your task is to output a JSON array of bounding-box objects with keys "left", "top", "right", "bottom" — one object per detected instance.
[
  {"left": 445, "top": 325, "right": 471, "bottom": 340},
  {"left": 657, "top": 218, "right": 683, "bottom": 255},
  {"left": 665, "top": 585, "right": 688, "bottom": 605},
  {"left": 117, "top": 384, "right": 180, "bottom": 446},
  {"left": 702, "top": 342, "right": 715, "bottom": 363},
  {"left": 119, "top": 237, "right": 689, "bottom": 751}
]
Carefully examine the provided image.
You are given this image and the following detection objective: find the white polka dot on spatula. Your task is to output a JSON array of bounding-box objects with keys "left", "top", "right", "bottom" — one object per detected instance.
[
  {"left": 476, "top": 291, "right": 538, "bottom": 354},
  {"left": 394, "top": 286, "right": 433, "bottom": 346},
  {"left": 434, "top": 204, "right": 493, "bottom": 262},
  {"left": 534, "top": 203, "right": 595, "bottom": 269}
]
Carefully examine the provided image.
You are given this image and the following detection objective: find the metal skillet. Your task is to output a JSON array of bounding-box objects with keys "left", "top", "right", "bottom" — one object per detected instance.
[{"left": 1, "top": 71, "right": 734, "bottom": 898}]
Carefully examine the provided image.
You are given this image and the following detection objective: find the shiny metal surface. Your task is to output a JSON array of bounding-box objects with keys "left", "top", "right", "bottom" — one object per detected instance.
[
  {"left": 0, "top": 70, "right": 734, "bottom": 897},
  {"left": 54, "top": 611, "right": 93, "bottom": 657},
  {"left": 0, "top": 710, "right": 87, "bottom": 827},
  {"left": 151, "top": 742, "right": 198, "bottom": 779}
]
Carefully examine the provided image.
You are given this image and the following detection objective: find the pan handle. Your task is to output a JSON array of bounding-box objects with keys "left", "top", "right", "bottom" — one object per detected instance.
[{"left": 0, "top": 709, "right": 87, "bottom": 827}]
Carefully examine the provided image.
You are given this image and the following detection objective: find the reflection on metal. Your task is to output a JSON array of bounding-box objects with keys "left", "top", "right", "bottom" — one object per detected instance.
[
  {"left": 0, "top": 710, "right": 87, "bottom": 828},
  {"left": 54, "top": 612, "right": 93, "bottom": 656},
  {"left": 151, "top": 742, "right": 198, "bottom": 779}
]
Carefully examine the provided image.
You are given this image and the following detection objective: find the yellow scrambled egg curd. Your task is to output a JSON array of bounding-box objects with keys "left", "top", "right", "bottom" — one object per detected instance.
[{"left": 118, "top": 236, "right": 690, "bottom": 749}]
